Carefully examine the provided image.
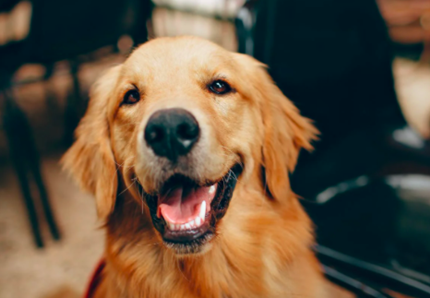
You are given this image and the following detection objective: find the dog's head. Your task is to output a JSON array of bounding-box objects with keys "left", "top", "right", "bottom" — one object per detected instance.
[{"left": 62, "top": 37, "right": 317, "bottom": 255}]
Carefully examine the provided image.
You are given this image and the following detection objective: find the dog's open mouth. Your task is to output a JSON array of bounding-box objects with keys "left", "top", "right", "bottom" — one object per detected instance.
[{"left": 138, "top": 164, "right": 242, "bottom": 253}]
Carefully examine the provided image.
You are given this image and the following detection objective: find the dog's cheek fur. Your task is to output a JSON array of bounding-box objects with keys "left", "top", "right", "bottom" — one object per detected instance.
[{"left": 61, "top": 65, "right": 122, "bottom": 220}]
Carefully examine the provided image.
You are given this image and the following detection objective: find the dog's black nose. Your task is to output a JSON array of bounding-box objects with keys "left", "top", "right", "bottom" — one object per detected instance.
[{"left": 144, "top": 108, "right": 200, "bottom": 161}]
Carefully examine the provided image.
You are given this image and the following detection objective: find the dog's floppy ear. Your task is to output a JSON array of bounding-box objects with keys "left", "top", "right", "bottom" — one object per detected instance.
[
  {"left": 254, "top": 63, "right": 318, "bottom": 202},
  {"left": 61, "top": 65, "right": 121, "bottom": 220}
]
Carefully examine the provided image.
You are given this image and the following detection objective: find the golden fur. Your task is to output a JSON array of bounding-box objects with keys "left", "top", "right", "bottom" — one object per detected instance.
[{"left": 62, "top": 36, "right": 348, "bottom": 298}]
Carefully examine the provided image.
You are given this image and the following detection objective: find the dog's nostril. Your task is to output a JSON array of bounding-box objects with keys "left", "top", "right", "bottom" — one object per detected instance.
[
  {"left": 147, "top": 127, "right": 164, "bottom": 143},
  {"left": 144, "top": 108, "right": 200, "bottom": 161},
  {"left": 177, "top": 123, "right": 199, "bottom": 140}
]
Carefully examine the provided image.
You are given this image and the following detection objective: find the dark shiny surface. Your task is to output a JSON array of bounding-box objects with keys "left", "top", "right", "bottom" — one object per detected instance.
[
  {"left": 318, "top": 245, "right": 430, "bottom": 297},
  {"left": 302, "top": 174, "right": 430, "bottom": 294}
]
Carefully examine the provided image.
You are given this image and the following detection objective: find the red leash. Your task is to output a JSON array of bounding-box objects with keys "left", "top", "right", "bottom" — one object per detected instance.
[{"left": 83, "top": 258, "right": 106, "bottom": 298}]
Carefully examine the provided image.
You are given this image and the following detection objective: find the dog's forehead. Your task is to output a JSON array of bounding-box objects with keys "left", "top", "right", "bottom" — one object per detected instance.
[{"left": 123, "top": 37, "right": 234, "bottom": 80}]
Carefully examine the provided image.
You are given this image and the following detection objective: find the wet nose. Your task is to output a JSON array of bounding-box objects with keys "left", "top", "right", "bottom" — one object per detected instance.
[{"left": 144, "top": 108, "right": 200, "bottom": 161}]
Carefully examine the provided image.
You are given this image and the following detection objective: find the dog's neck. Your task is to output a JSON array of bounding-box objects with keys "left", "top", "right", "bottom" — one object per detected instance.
[{"left": 101, "top": 186, "right": 317, "bottom": 298}]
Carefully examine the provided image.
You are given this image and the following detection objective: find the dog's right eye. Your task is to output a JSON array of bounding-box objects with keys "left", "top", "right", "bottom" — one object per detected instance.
[
  {"left": 122, "top": 90, "right": 140, "bottom": 105},
  {"left": 208, "top": 80, "right": 232, "bottom": 95}
]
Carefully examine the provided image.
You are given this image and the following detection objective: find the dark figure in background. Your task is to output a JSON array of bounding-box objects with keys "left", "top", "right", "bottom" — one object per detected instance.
[{"left": 248, "top": 0, "right": 407, "bottom": 199}]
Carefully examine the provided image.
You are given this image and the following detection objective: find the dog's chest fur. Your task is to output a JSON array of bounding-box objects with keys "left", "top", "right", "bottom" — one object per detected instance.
[{"left": 94, "top": 197, "right": 328, "bottom": 298}]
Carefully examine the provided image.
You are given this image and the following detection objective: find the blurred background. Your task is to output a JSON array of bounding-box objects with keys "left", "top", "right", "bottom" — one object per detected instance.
[{"left": 0, "top": 0, "right": 429, "bottom": 297}]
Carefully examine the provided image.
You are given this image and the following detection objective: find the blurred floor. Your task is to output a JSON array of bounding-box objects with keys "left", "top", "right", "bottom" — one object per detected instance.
[
  {"left": 0, "top": 5, "right": 430, "bottom": 298},
  {"left": 0, "top": 157, "right": 103, "bottom": 298}
]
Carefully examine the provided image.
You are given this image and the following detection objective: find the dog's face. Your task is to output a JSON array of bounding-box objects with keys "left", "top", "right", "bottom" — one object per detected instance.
[{"left": 62, "top": 37, "right": 317, "bottom": 255}]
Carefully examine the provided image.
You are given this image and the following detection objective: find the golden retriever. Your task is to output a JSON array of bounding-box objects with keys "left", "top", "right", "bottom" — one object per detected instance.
[{"left": 62, "top": 36, "right": 347, "bottom": 298}]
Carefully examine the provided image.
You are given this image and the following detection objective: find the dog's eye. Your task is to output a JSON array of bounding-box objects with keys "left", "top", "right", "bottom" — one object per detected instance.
[
  {"left": 208, "top": 80, "right": 231, "bottom": 95},
  {"left": 122, "top": 89, "right": 140, "bottom": 105}
]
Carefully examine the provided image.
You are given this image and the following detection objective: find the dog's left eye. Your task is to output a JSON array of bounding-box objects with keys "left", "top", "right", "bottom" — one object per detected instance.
[
  {"left": 208, "top": 80, "right": 231, "bottom": 95},
  {"left": 122, "top": 89, "right": 140, "bottom": 105}
]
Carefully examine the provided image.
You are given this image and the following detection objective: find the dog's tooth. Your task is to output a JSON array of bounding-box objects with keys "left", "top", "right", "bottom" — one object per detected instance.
[
  {"left": 200, "top": 201, "right": 206, "bottom": 220},
  {"left": 209, "top": 185, "right": 216, "bottom": 194},
  {"left": 195, "top": 216, "right": 201, "bottom": 227},
  {"left": 185, "top": 223, "right": 191, "bottom": 230},
  {"left": 180, "top": 224, "right": 185, "bottom": 231},
  {"left": 188, "top": 219, "right": 195, "bottom": 228},
  {"left": 175, "top": 224, "right": 180, "bottom": 230}
]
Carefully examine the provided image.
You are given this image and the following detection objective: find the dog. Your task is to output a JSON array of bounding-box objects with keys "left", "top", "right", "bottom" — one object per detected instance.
[{"left": 62, "top": 36, "right": 348, "bottom": 298}]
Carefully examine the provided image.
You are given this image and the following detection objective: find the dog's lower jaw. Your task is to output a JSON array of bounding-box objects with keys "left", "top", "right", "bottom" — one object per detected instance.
[{"left": 163, "top": 233, "right": 215, "bottom": 256}]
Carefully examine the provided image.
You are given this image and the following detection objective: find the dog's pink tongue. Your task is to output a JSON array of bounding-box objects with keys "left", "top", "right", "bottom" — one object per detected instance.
[{"left": 157, "top": 185, "right": 212, "bottom": 224}]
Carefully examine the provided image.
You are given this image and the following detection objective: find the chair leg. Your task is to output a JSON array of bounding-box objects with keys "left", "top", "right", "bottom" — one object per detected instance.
[
  {"left": 12, "top": 158, "right": 44, "bottom": 248},
  {"left": 2, "top": 88, "right": 44, "bottom": 248},
  {"left": 64, "top": 60, "right": 83, "bottom": 146},
  {"left": 32, "top": 160, "right": 61, "bottom": 240},
  {"left": 23, "top": 101, "right": 61, "bottom": 240}
]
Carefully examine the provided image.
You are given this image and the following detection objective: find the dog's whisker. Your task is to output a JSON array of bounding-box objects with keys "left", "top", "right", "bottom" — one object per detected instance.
[
  {"left": 118, "top": 180, "right": 137, "bottom": 196},
  {"left": 114, "top": 158, "right": 137, "bottom": 170},
  {"left": 220, "top": 145, "right": 236, "bottom": 157}
]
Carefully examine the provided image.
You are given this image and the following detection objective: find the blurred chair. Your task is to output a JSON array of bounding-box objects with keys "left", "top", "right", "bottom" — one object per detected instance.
[{"left": 0, "top": 0, "right": 153, "bottom": 248}]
